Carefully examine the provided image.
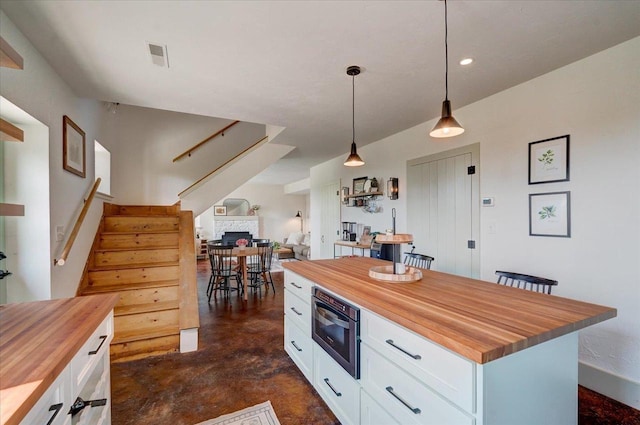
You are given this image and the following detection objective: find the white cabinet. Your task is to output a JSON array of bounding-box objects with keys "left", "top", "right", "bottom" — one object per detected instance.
[
  {"left": 20, "top": 311, "right": 114, "bottom": 425},
  {"left": 283, "top": 271, "right": 314, "bottom": 384},
  {"left": 314, "top": 345, "right": 360, "bottom": 425},
  {"left": 361, "top": 309, "right": 475, "bottom": 413},
  {"left": 360, "top": 344, "right": 473, "bottom": 425}
]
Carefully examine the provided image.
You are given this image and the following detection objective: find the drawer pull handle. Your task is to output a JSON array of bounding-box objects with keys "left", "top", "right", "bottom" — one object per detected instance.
[
  {"left": 46, "top": 403, "right": 63, "bottom": 425},
  {"left": 386, "top": 339, "right": 422, "bottom": 360},
  {"left": 290, "top": 340, "right": 303, "bottom": 352},
  {"left": 88, "top": 335, "right": 107, "bottom": 355},
  {"left": 386, "top": 386, "right": 421, "bottom": 414},
  {"left": 323, "top": 378, "right": 342, "bottom": 397},
  {"left": 290, "top": 282, "right": 302, "bottom": 289},
  {"left": 290, "top": 307, "right": 303, "bottom": 316},
  {"left": 69, "top": 397, "right": 107, "bottom": 416}
]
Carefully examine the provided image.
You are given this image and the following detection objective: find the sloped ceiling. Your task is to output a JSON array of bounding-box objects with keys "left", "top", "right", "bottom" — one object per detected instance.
[{"left": 2, "top": 1, "right": 640, "bottom": 184}]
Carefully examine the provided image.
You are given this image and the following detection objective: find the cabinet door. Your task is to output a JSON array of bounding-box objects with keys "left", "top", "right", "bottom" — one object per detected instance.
[
  {"left": 20, "top": 369, "right": 69, "bottom": 425},
  {"left": 361, "top": 344, "right": 473, "bottom": 425},
  {"left": 283, "top": 271, "right": 314, "bottom": 303},
  {"left": 361, "top": 390, "right": 401, "bottom": 425},
  {"left": 314, "top": 345, "right": 360, "bottom": 425},
  {"left": 284, "top": 288, "right": 311, "bottom": 335},
  {"left": 284, "top": 317, "right": 313, "bottom": 383},
  {"left": 361, "top": 309, "right": 474, "bottom": 412}
]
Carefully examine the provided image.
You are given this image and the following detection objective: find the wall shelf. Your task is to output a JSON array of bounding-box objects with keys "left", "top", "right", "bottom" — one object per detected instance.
[
  {"left": 345, "top": 191, "right": 384, "bottom": 208},
  {"left": 345, "top": 191, "right": 384, "bottom": 199}
]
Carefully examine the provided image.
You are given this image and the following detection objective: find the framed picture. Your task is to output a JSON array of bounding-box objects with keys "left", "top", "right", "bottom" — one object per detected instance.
[
  {"left": 353, "top": 176, "right": 367, "bottom": 194},
  {"left": 214, "top": 205, "right": 227, "bottom": 216},
  {"left": 341, "top": 187, "right": 350, "bottom": 205},
  {"left": 528, "top": 134, "right": 570, "bottom": 184},
  {"left": 529, "top": 191, "right": 571, "bottom": 237},
  {"left": 63, "top": 115, "right": 86, "bottom": 178}
]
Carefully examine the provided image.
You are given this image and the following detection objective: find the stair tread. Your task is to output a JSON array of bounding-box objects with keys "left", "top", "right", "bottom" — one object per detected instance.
[
  {"left": 95, "top": 246, "right": 178, "bottom": 253},
  {"left": 82, "top": 279, "right": 180, "bottom": 294},
  {"left": 104, "top": 215, "right": 179, "bottom": 219},
  {"left": 114, "top": 300, "right": 179, "bottom": 316},
  {"left": 113, "top": 325, "right": 180, "bottom": 344},
  {"left": 89, "top": 261, "right": 179, "bottom": 271},
  {"left": 101, "top": 230, "right": 179, "bottom": 235}
]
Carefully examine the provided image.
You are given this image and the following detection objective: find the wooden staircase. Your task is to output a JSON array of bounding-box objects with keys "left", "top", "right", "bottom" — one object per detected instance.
[{"left": 78, "top": 203, "right": 199, "bottom": 362}]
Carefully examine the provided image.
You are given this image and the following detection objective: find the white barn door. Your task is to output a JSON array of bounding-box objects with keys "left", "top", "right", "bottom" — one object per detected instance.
[
  {"left": 407, "top": 144, "right": 479, "bottom": 278},
  {"left": 318, "top": 181, "right": 340, "bottom": 259}
]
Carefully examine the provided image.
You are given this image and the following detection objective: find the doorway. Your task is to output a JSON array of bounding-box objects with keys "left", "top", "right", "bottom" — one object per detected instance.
[{"left": 407, "top": 143, "right": 480, "bottom": 278}]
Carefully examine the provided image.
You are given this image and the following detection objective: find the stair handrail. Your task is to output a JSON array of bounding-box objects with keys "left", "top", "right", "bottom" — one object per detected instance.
[
  {"left": 172, "top": 120, "right": 240, "bottom": 162},
  {"left": 54, "top": 178, "right": 101, "bottom": 266},
  {"left": 178, "top": 135, "right": 268, "bottom": 197}
]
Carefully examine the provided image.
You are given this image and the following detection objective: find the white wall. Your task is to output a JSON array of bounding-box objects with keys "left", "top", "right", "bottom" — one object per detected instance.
[
  {"left": 96, "top": 104, "right": 266, "bottom": 206},
  {"left": 0, "top": 11, "right": 105, "bottom": 299},
  {"left": 311, "top": 37, "right": 640, "bottom": 405},
  {"left": 198, "top": 183, "right": 307, "bottom": 242}
]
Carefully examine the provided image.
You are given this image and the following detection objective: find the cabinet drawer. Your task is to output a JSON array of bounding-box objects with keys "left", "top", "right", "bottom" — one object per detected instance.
[
  {"left": 361, "top": 389, "right": 401, "bottom": 425},
  {"left": 361, "top": 345, "right": 473, "bottom": 425},
  {"left": 361, "top": 310, "right": 475, "bottom": 412},
  {"left": 314, "top": 345, "right": 360, "bottom": 425},
  {"left": 284, "top": 317, "right": 313, "bottom": 383},
  {"left": 284, "top": 271, "right": 313, "bottom": 303},
  {"left": 70, "top": 312, "right": 113, "bottom": 396},
  {"left": 20, "top": 369, "right": 69, "bottom": 425},
  {"left": 284, "top": 289, "right": 311, "bottom": 335}
]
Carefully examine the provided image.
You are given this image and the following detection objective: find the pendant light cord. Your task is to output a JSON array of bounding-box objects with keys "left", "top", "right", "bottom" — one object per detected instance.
[
  {"left": 352, "top": 72, "right": 356, "bottom": 143},
  {"left": 444, "top": 0, "right": 449, "bottom": 101}
]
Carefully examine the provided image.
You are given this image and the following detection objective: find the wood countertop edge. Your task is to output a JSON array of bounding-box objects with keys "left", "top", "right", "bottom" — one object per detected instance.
[
  {"left": 283, "top": 259, "right": 617, "bottom": 364},
  {"left": 0, "top": 293, "right": 119, "bottom": 425}
]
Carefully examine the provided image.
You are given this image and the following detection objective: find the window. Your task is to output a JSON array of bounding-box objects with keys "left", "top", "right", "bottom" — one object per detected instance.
[{"left": 94, "top": 140, "right": 111, "bottom": 195}]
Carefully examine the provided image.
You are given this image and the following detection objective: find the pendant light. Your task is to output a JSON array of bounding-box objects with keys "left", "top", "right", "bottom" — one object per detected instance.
[
  {"left": 344, "top": 65, "right": 365, "bottom": 167},
  {"left": 430, "top": 0, "right": 465, "bottom": 138}
]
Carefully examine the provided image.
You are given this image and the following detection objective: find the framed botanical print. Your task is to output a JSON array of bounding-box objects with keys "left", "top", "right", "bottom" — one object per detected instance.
[
  {"left": 214, "top": 205, "right": 227, "bottom": 216},
  {"left": 529, "top": 191, "right": 571, "bottom": 237},
  {"left": 63, "top": 115, "right": 86, "bottom": 178},
  {"left": 353, "top": 176, "right": 367, "bottom": 194},
  {"left": 528, "top": 135, "right": 569, "bottom": 184}
]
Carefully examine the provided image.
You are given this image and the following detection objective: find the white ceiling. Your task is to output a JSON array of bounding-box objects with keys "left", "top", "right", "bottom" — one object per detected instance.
[{"left": 3, "top": 1, "right": 640, "bottom": 184}]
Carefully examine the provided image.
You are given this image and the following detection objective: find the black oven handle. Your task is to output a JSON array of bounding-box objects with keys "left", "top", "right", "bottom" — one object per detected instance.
[{"left": 314, "top": 299, "right": 351, "bottom": 327}]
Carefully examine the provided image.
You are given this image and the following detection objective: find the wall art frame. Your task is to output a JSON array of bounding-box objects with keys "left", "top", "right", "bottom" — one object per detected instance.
[
  {"left": 529, "top": 191, "right": 571, "bottom": 237},
  {"left": 213, "top": 205, "right": 227, "bottom": 216},
  {"left": 352, "top": 176, "right": 367, "bottom": 194},
  {"left": 528, "top": 134, "right": 570, "bottom": 184},
  {"left": 63, "top": 115, "right": 86, "bottom": 178}
]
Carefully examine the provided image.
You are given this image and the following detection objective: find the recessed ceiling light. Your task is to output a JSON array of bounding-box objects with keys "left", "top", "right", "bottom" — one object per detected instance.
[{"left": 460, "top": 58, "right": 473, "bottom": 66}]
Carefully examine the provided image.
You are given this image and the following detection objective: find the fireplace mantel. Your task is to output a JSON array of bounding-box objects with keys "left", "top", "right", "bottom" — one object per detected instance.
[{"left": 213, "top": 216, "right": 260, "bottom": 239}]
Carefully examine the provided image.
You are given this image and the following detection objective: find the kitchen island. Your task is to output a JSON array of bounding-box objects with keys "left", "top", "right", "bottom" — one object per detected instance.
[{"left": 282, "top": 257, "right": 616, "bottom": 425}]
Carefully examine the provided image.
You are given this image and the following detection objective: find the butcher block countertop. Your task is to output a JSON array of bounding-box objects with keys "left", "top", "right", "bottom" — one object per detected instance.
[
  {"left": 283, "top": 257, "right": 616, "bottom": 364},
  {"left": 0, "top": 294, "right": 119, "bottom": 425}
]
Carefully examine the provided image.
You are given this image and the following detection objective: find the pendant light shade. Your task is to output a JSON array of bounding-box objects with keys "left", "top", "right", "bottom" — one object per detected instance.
[
  {"left": 430, "top": 100, "right": 465, "bottom": 138},
  {"left": 430, "top": 0, "right": 464, "bottom": 139},
  {"left": 344, "top": 65, "right": 365, "bottom": 167}
]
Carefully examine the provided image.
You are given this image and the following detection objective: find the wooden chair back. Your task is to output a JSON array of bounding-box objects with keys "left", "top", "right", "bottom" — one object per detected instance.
[
  {"left": 403, "top": 252, "right": 435, "bottom": 270},
  {"left": 495, "top": 271, "right": 558, "bottom": 294}
]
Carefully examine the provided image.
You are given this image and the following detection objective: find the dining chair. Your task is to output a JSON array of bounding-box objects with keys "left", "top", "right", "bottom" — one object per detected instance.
[
  {"left": 495, "top": 271, "right": 558, "bottom": 294},
  {"left": 247, "top": 243, "right": 275, "bottom": 295},
  {"left": 207, "top": 245, "right": 242, "bottom": 301},
  {"left": 251, "top": 238, "right": 270, "bottom": 246},
  {"left": 403, "top": 252, "right": 435, "bottom": 270}
]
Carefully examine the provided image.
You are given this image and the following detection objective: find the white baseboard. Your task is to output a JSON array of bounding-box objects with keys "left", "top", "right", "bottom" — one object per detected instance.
[
  {"left": 579, "top": 361, "right": 640, "bottom": 410},
  {"left": 180, "top": 328, "right": 198, "bottom": 353}
]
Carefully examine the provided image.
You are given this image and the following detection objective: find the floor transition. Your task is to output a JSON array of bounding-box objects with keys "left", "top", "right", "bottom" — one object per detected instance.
[{"left": 111, "top": 261, "right": 640, "bottom": 425}]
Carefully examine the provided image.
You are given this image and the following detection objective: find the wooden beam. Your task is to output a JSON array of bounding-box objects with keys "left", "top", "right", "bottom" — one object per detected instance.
[
  {"left": 0, "top": 203, "right": 25, "bottom": 217},
  {"left": 0, "top": 36, "right": 24, "bottom": 70},
  {"left": 0, "top": 118, "right": 24, "bottom": 142}
]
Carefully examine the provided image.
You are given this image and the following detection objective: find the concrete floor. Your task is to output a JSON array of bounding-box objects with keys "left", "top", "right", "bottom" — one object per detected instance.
[
  {"left": 111, "top": 261, "right": 337, "bottom": 425},
  {"left": 111, "top": 261, "right": 639, "bottom": 425}
]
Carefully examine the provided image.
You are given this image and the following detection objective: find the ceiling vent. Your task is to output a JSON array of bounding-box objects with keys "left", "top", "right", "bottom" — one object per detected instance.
[{"left": 146, "top": 42, "right": 169, "bottom": 68}]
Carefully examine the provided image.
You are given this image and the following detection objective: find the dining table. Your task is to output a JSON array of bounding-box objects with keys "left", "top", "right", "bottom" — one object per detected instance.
[{"left": 231, "top": 246, "right": 258, "bottom": 301}]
